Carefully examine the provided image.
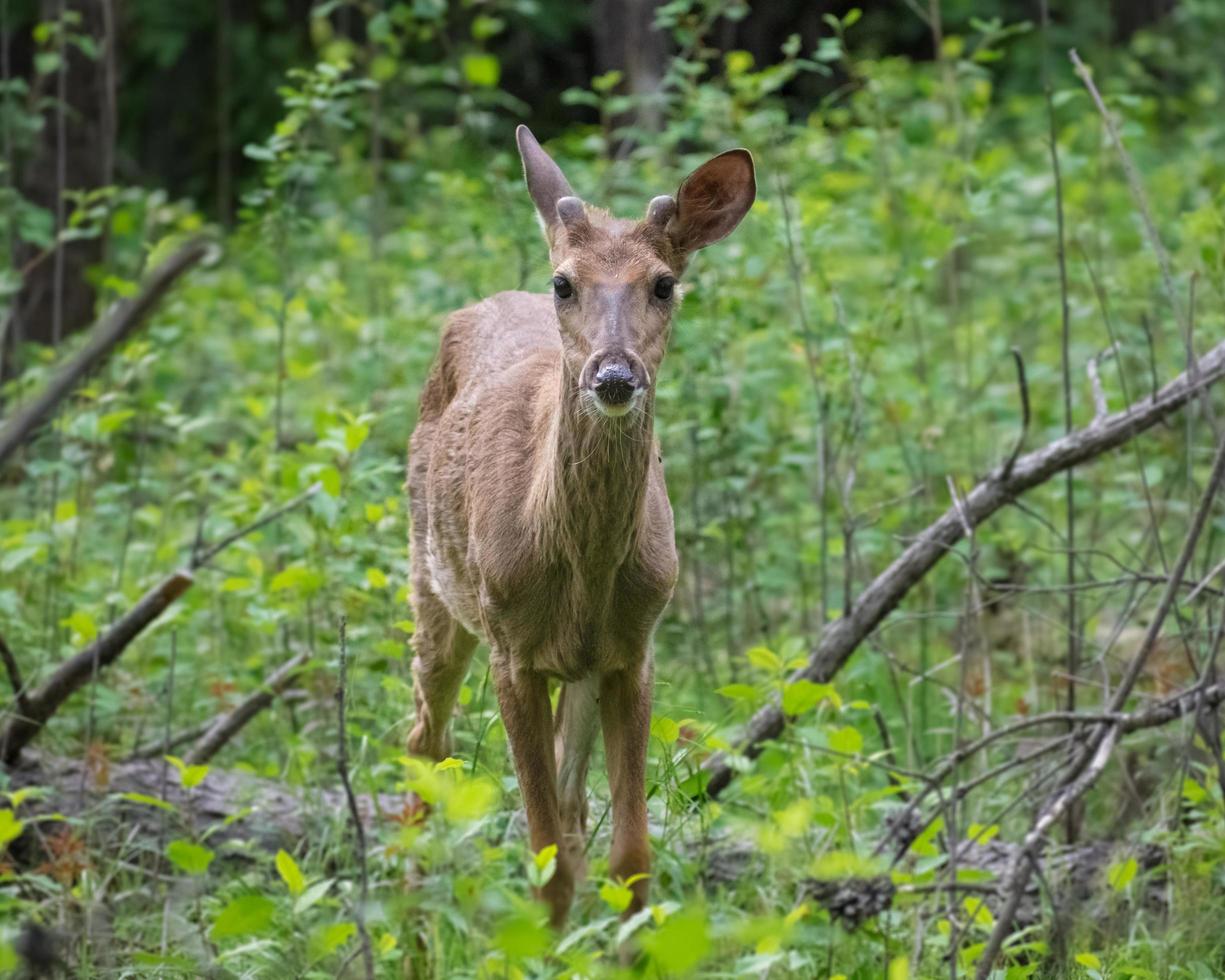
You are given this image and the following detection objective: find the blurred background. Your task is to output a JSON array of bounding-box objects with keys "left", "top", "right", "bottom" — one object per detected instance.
[
  {"left": 2, "top": 1, "right": 1225, "bottom": 975},
  {"left": 0, "top": 0, "right": 1201, "bottom": 353}
]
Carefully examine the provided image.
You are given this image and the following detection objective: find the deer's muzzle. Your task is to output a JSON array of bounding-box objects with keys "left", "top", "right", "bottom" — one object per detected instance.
[{"left": 582, "top": 350, "right": 648, "bottom": 415}]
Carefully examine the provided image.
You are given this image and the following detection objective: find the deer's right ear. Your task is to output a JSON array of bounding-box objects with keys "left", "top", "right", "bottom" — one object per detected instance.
[
  {"left": 517, "top": 125, "right": 578, "bottom": 239},
  {"left": 668, "top": 148, "right": 756, "bottom": 253}
]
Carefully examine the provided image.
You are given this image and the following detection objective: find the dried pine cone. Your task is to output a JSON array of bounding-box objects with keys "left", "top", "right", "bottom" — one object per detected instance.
[
  {"left": 884, "top": 806, "right": 925, "bottom": 857},
  {"left": 803, "top": 875, "right": 897, "bottom": 929}
]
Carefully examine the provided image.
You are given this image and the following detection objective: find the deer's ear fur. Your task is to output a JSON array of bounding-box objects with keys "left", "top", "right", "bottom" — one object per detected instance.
[
  {"left": 667, "top": 149, "right": 756, "bottom": 253},
  {"left": 517, "top": 125, "right": 578, "bottom": 238}
]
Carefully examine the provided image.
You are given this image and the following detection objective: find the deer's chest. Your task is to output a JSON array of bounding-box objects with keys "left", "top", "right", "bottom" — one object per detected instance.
[{"left": 467, "top": 529, "right": 675, "bottom": 680}]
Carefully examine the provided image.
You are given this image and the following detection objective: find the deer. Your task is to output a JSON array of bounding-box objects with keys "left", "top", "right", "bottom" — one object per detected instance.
[{"left": 405, "top": 125, "right": 755, "bottom": 927}]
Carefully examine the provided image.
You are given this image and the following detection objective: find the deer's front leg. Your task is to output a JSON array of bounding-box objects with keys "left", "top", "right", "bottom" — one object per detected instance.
[
  {"left": 600, "top": 660, "right": 653, "bottom": 915},
  {"left": 492, "top": 655, "right": 574, "bottom": 926}
]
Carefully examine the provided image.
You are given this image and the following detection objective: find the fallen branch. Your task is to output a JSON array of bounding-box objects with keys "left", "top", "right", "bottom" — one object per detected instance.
[
  {"left": 702, "top": 335, "right": 1225, "bottom": 799},
  {"left": 0, "top": 572, "right": 194, "bottom": 764},
  {"left": 128, "top": 718, "right": 215, "bottom": 761},
  {"left": 1, "top": 486, "right": 320, "bottom": 765},
  {"left": 7, "top": 752, "right": 404, "bottom": 850},
  {"left": 0, "top": 240, "right": 209, "bottom": 469},
  {"left": 185, "top": 650, "right": 309, "bottom": 765}
]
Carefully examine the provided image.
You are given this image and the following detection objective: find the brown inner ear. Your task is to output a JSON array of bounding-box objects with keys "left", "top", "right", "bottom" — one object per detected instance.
[{"left": 672, "top": 151, "right": 755, "bottom": 252}]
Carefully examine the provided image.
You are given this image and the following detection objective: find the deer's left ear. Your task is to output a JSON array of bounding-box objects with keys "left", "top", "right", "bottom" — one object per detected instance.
[{"left": 667, "top": 148, "right": 756, "bottom": 252}]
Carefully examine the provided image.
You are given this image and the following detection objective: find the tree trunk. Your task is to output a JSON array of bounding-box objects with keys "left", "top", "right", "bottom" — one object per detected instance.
[
  {"left": 592, "top": 0, "right": 668, "bottom": 134},
  {"left": 11, "top": 0, "right": 115, "bottom": 353}
]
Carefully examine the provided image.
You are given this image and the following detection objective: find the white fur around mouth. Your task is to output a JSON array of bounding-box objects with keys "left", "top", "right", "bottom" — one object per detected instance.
[
  {"left": 594, "top": 399, "right": 634, "bottom": 417},
  {"left": 590, "top": 385, "right": 645, "bottom": 417}
]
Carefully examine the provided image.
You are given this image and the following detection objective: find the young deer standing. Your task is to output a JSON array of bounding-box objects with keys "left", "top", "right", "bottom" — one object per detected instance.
[{"left": 405, "top": 126, "right": 755, "bottom": 926}]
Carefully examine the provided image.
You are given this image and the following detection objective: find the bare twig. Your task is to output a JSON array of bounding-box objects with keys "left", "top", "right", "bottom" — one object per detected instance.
[
  {"left": 0, "top": 240, "right": 209, "bottom": 468},
  {"left": 129, "top": 719, "right": 214, "bottom": 761},
  {"left": 185, "top": 650, "right": 309, "bottom": 764},
  {"left": 1086, "top": 343, "right": 1118, "bottom": 422},
  {"left": 191, "top": 482, "right": 321, "bottom": 569},
  {"left": 1187, "top": 556, "right": 1225, "bottom": 605},
  {"left": 1069, "top": 50, "right": 1186, "bottom": 348},
  {"left": 702, "top": 337, "right": 1225, "bottom": 799},
  {"left": 1000, "top": 347, "right": 1029, "bottom": 478},
  {"left": 1044, "top": 9, "right": 1079, "bottom": 844},
  {"left": 0, "top": 632, "right": 29, "bottom": 716},
  {"left": 336, "top": 617, "right": 374, "bottom": 980}
]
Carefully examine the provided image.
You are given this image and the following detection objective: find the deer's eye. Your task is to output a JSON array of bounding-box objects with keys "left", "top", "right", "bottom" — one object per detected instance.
[
  {"left": 553, "top": 275, "right": 573, "bottom": 299},
  {"left": 654, "top": 276, "right": 676, "bottom": 300}
]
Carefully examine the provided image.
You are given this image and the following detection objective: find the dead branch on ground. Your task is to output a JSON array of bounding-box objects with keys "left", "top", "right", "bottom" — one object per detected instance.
[
  {"left": 0, "top": 484, "right": 320, "bottom": 765},
  {"left": 972, "top": 428, "right": 1225, "bottom": 978},
  {"left": 184, "top": 650, "right": 310, "bottom": 765}
]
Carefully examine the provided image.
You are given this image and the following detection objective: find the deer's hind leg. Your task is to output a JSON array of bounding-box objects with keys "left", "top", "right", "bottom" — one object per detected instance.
[{"left": 407, "top": 584, "right": 478, "bottom": 762}]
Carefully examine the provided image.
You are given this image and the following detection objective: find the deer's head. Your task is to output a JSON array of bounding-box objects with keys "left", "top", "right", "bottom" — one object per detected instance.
[{"left": 516, "top": 126, "right": 755, "bottom": 420}]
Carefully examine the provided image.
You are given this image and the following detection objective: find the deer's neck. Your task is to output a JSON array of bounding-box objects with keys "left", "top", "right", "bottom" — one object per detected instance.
[{"left": 527, "top": 366, "right": 655, "bottom": 563}]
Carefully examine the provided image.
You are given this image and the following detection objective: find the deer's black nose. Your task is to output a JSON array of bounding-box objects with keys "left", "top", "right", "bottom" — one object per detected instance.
[{"left": 594, "top": 360, "right": 636, "bottom": 405}]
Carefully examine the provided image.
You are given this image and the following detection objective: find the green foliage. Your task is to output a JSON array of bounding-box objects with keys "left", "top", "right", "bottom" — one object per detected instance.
[{"left": 3, "top": 1, "right": 1225, "bottom": 977}]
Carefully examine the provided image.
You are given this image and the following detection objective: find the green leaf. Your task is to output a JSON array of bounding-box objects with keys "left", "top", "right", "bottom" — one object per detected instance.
[
  {"left": 165, "top": 755, "right": 209, "bottom": 790},
  {"left": 809, "top": 850, "right": 884, "bottom": 879},
  {"left": 1182, "top": 777, "right": 1207, "bottom": 804},
  {"left": 909, "top": 816, "right": 943, "bottom": 857},
  {"left": 443, "top": 775, "right": 498, "bottom": 823},
  {"left": 319, "top": 465, "right": 342, "bottom": 498},
  {"left": 746, "top": 645, "right": 781, "bottom": 672},
  {"left": 211, "top": 894, "right": 275, "bottom": 940},
  {"left": 98, "top": 408, "right": 136, "bottom": 434},
  {"left": 120, "top": 792, "right": 175, "bottom": 812},
  {"left": 461, "top": 53, "right": 500, "bottom": 88},
  {"left": 1107, "top": 856, "right": 1137, "bottom": 891},
  {"left": 1075, "top": 953, "right": 1102, "bottom": 969},
  {"left": 599, "top": 879, "right": 634, "bottom": 913},
  {"left": 0, "top": 808, "right": 24, "bottom": 848},
  {"left": 366, "top": 567, "right": 388, "bottom": 588},
  {"left": 828, "top": 725, "right": 863, "bottom": 756},
  {"left": 294, "top": 878, "right": 333, "bottom": 915},
  {"left": 276, "top": 849, "right": 306, "bottom": 896},
  {"left": 308, "top": 921, "right": 356, "bottom": 959},
  {"left": 62, "top": 609, "right": 97, "bottom": 642},
  {"left": 716, "top": 683, "right": 758, "bottom": 702},
  {"left": 493, "top": 909, "right": 550, "bottom": 959},
  {"left": 344, "top": 422, "right": 369, "bottom": 454},
  {"left": 650, "top": 716, "right": 680, "bottom": 743},
  {"left": 471, "top": 14, "right": 504, "bottom": 40},
  {"left": 966, "top": 822, "right": 999, "bottom": 845},
  {"left": 166, "top": 839, "right": 214, "bottom": 875},
  {"left": 527, "top": 842, "right": 557, "bottom": 886},
  {"left": 783, "top": 679, "right": 838, "bottom": 715},
  {"left": 642, "top": 906, "right": 709, "bottom": 973}
]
